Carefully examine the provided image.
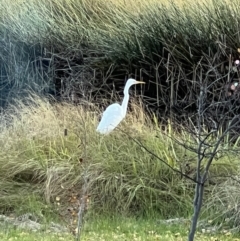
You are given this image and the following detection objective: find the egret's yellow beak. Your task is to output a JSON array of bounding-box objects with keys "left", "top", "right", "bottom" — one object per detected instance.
[{"left": 136, "top": 81, "right": 145, "bottom": 84}]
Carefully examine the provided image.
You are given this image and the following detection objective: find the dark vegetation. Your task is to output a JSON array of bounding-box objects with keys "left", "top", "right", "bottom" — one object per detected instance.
[{"left": 1, "top": 0, "right": 240, "bottom": 126}]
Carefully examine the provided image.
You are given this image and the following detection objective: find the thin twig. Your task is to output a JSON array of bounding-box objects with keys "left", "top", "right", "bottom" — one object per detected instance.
[{"left": 119, "top": 128, "right": 199, "bottom": 184}]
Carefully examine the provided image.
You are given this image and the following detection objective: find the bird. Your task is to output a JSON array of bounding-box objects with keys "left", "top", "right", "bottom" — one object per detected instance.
[{"left": 96, "top": 78, "right": 145, "bottom": 134}]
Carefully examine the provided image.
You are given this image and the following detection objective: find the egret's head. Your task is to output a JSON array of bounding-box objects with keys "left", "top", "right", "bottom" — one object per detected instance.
[
  {"left": 124, "top": 78, "right": 145, "bottom": 94},
  {"left": 127, "top": 78, "right": 145, "bottom": 86}
]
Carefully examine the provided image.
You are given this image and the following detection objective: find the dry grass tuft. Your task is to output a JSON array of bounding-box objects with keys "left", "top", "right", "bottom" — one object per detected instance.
[
  {"left": 0, "top": 92, "right": 239, "bottom": 222},
  {"left": 0, "top": 94, "right": 193, "bottom": 217},
  {"left": 204, "top": 175, "right": 240, "bottom": 229}
]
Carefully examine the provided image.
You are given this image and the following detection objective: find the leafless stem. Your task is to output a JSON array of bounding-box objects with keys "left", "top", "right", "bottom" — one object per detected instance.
[{"left": 76, "top": 114, "right": 89, "bottom": 241}]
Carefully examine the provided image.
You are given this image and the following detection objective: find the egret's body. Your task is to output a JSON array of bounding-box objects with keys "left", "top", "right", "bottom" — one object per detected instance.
[{"left": 96, "top": 78, "right": 145, "bottom": 134}]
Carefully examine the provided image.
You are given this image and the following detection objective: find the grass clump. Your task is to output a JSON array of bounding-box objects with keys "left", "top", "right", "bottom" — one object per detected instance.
[
  {"left": 204, "top": 175, "right": 240, "bottom": 230},
  {"left": 0, "top": 94, "right": 238, "bottom": 222},
  {"left": 88, "top": 132, "right": 192, "bottom": 217},
  {"left": 0, "top": 95, "right": 193, "bottom": 218}
]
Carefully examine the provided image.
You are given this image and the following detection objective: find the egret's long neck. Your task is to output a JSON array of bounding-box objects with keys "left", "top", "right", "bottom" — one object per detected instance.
[{"left": 121, "top": 89, "right": 130, "bottom": 117}]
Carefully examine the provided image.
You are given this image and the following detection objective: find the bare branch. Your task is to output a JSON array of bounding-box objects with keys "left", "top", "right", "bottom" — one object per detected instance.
[{"left": 119, "top": 129, "right": 200, "bottom": 184}]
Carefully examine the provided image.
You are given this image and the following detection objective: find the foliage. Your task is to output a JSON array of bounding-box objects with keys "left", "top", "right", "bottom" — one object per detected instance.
[
  {"left": 0, "top": 96, "right": 238, "bottom": 221},
  {"left": 1, "top": 0, "right": 240, "bottom": 111}
]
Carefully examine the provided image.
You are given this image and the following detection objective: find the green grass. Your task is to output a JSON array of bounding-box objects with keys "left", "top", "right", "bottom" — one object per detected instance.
[
  {"left": 0, "top": 96, "right": 196, "bottom": 217},
  {"left": 1, "top": 215, "right": 240, "bottom": 241},
  {"left": 0, "top": 95, "right": 239, "bottom": 224}
]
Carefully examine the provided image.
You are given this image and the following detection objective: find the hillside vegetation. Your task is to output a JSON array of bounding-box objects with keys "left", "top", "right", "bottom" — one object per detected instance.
[{"left": 1, "top": 0, "right": 240, "bottom": 238}]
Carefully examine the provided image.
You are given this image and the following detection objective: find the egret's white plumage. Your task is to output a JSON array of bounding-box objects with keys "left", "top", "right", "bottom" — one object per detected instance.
[{"left": 96, "top": 78, "right": 145, "bottom": 134}]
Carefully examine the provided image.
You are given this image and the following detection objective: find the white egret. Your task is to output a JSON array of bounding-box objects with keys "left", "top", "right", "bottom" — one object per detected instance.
[{"left": 96, "top": 78, "right": 145, "bottom": 134}]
